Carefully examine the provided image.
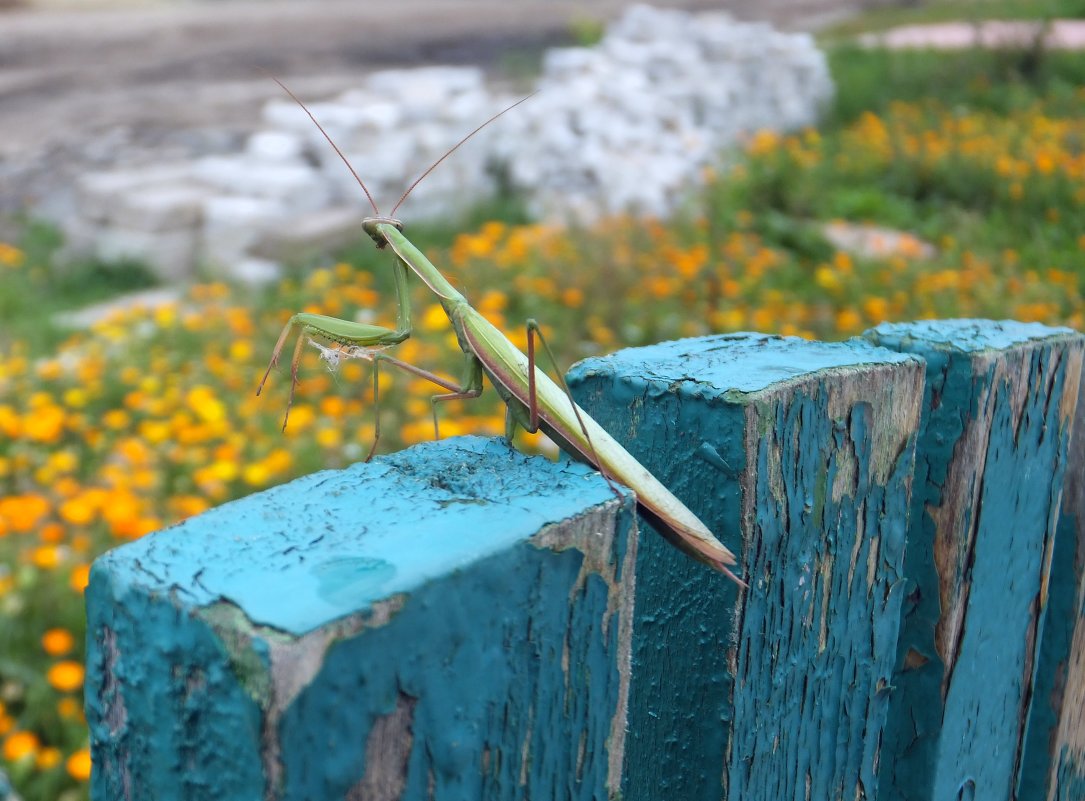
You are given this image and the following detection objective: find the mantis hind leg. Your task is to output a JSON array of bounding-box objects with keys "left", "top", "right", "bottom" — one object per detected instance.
[
  {"left": 365, "top": 352, "right": 481, "bottom": 461},
  {"left": 429, "top": 354, "right": 484, "bottom": 440},
  {"left": 524, "top": 319, "right": 624, "bottom": 503}
]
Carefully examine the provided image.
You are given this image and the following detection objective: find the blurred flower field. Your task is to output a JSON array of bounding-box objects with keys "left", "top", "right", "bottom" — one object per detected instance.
[{"left": 1, "top": 67, "right": 1084, "bottom": 801}]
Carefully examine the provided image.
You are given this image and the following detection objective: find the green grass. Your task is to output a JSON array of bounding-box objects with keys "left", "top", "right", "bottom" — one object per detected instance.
[
  {"left": 821, "top": 0, "right": 1085, "bottom": 39},
  {"left": 826, "top": 45, "right": 1085, "bottom": 125},
  {"left": 0, "top": 221, "right": 158, "bottom": 354}
]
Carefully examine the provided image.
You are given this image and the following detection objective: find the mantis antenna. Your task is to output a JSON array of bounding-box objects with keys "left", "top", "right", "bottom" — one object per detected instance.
[
  {"left": 267, "top": 73, "right": 534, "bottom": 217},
  {"left": 389, "top": 92, "right": 536, "bottom": 215},
  {"left": 266, "top": 74, "right": 381, "bottom": 216}
]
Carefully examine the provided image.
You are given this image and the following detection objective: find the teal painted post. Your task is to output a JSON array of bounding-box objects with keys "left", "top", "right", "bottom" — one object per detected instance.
[
  {"left": 84, "top": 436, "right": 637, "bottom": 801},
  {"left": 567, "top": 334, "right": 925, "bottom": 800},
  {"left": 1023, "top": 361, "right": 1085, "bottom": 801},
  {"left": 864, "top": 321, "right": 1084, "bottom": 801}
]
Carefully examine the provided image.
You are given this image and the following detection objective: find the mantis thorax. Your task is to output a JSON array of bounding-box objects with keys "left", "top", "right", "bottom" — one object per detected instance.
[{"left": 362, "top": 216, "right": 404, "bottom": 249}]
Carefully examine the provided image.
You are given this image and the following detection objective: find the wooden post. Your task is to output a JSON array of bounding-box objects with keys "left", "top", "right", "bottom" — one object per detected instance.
[
  {"left": 864, "top": 320, "right": 1084, "bottom": 801},
  {"left": 1021, "top": 362, "right": 1085, "bottom": 801},
  {"left": 84, "top": 436, "right": 637, "bottom": 801},
  {"left": 567, "top": 333, "right": 925, "bottom": 801}
]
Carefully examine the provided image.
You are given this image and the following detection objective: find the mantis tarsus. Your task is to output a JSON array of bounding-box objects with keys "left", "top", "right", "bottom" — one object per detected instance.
[{"left": 256, "top": 79, "right": 741, "bottom": 583}]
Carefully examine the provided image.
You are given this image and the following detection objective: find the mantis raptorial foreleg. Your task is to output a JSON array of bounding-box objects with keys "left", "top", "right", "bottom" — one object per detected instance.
[{"left": 257, "top": 250, "right": 413, "bottom": 430}]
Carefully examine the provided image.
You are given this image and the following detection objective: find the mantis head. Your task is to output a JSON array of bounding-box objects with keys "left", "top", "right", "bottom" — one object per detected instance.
[{"left": 362, "top": 216, "right": 404, "bottom": 249}]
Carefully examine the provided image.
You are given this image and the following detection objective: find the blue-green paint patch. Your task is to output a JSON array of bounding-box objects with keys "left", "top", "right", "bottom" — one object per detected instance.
[{"left": 569, "top": 333, "right": 922, "bottom": 801}]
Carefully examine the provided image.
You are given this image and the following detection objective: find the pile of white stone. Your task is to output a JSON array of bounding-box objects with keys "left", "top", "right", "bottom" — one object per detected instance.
[
  {"left": 498, "top": 5, "right": 832, "bottom": 220},
  {"left": 59, "top": 4, "right": 832, "bottom": 283}
]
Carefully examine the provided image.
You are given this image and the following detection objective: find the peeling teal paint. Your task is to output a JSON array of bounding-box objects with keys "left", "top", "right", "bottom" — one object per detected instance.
[
  {"left": 568, "top": 333, "right": 922, "bottom": 801},
  {"left": 86, "top": 436, "right": 636, "bottom": 801},
  {"left": 866, "top": 320, "right": 1083, "bottom": 801}
]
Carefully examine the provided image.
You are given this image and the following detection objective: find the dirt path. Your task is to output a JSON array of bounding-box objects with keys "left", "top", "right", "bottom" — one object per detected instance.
[{"left": 0, "top": 0, "right": 851, "bottom": 226}]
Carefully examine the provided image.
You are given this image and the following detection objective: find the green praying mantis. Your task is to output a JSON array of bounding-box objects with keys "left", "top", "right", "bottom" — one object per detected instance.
[{"left": 256, "top": 80, "right": 741, "bottom": 584}]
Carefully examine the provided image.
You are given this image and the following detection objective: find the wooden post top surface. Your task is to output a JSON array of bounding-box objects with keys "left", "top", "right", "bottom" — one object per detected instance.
[
  {"left": 871, "top": 318, "right": 1078, "bottom": 351},
  {"left": 567, "top": 331, "right": 921, "bottom": 396},
  {"left": 90, "top": 435, "right": 621, "bottom": 636}
]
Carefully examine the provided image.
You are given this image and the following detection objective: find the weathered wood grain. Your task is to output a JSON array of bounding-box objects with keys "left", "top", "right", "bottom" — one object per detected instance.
[
  {"left": 866, "top": 320, "right": 1084, "bottom": 801},
  {"left": 568, "top": 333, "right": 924, "bottom": 801},
  {"left": 1021, "top": 349, "right": 1085, "bottom": 801},
  {"left": 84, "top": 436, "right": 637, "bottom": 801}
]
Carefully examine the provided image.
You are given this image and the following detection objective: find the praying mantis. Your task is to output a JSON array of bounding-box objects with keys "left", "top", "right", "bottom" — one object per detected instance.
[{"left": 256, "top": 80, "right": 740, "bottom": 583}]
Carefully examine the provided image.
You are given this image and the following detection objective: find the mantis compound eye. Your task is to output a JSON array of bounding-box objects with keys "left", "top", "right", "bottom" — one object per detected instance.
[{"left": 362, "top": 216, "right": 404, "bottom": 248}]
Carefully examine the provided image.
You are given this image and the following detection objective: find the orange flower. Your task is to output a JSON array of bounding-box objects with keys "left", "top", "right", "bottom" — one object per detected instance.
[
  {"left": 0, "top": 493, "right": 51, "bottom": 534},
  {"left": 46, "top": 660, "right": 85, "bottom": 693},
  {"left": 24, "top": 404, "right": 66, "bottom": 443},
  {"left": 42, "top": 628, "right": 75, "bottom": 656},
  {"left": 57, "top": 697, "right": 83, "bottom": 721},
  {"left": 67, "top": 748, "right": 92, "bottom": 781},
  {"left": 59, "top": 491, "right": 101, "bottom": 526},
  {"left": 70, "top": 564, "right": 91, "bottom": 593},
  {"left": 36, "top": 746, "right": 62, "bottom": 770},
  {"left": 3, "top": 730, "right": 39, "bottom": 761},
  {"left": 31, "top": 545, "right": 62, "bottom": 569}
]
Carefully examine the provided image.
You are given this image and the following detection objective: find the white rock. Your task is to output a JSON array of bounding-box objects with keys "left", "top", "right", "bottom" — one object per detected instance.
[
  {"left": 226, "top": 257, "right": 284, "bottom": 285},
  {"left": 245, "top": 131, "right": 306, "bottom": 163},
  {"left": 201, "top": 195, "right": 288, "bottom": 269},
  {"left": 95, "top": 225, "right": 201, "bottom": 282},
  {"left": 192, "top": 156, "right": 330, "bottom": 215}
]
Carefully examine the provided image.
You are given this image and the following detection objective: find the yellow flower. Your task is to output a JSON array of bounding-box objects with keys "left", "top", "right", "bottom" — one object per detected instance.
[
  {"left": 187, "top": 386, "right": 227, "bottom": 424},
  {"left": 47, "top": 660, "right": 85, "bottom": 693},
  {"left": 209, "top": 460, "right": 239, "bottom": 482},
  {"left": 242, "top": 462, "right": 271, "bottom": 487},
  {"left": 230, "top": 339, "right": 254, "bottom": 363},
  {"left": 814, "top": 266, "right": 840, "bottom": 291},
  {"left": 102, "top": 409, "right": 130, "bottom": 431},
  {"left": 154, "top": 304, "right": 178, "bottom": 328},
  {"left": 67, "top": 748, "right": 92, "bottom": 781},
  {"left": 0, "top": 242, "right": 25, "bottom": 267},
  {"left": 421, "top": 304, "right": 449, "bottom": 333},
  {"left": 42, "top": 628, "right": 76, "bottom": 656},
  {"left": 3, "top": 730, "right": 40, "bottom": 761},
  {"left": 315, "top": 426, "right": 343, "bottom": 449}
]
